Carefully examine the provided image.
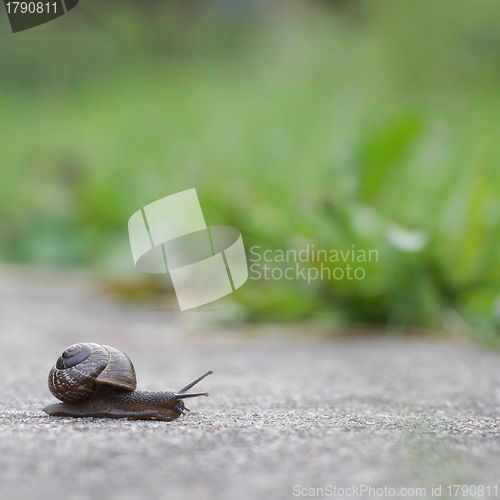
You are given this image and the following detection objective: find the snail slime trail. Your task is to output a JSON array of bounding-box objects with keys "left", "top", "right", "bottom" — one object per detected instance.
[{"left": 43, "top": 343, "right": 212, "bottom": 421}]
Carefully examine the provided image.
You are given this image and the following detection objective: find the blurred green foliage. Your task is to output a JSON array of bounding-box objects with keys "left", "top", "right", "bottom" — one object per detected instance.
[{"left": 2, "top": 0, "right": 500, "bottom": 342}]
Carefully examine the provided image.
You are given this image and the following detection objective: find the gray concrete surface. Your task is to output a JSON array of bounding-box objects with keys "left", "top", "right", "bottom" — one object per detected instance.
[{"left": 1, "top": 267, "right": 500, "bottom": 500}]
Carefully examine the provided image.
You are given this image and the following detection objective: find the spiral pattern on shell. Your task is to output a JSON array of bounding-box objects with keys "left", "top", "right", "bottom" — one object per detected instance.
[{"left": 48, "top": 343, "right": 137, "bottom": 403}]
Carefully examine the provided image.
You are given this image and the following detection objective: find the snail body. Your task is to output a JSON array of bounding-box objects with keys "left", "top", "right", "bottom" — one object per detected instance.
[{"left": 43, "top": 343, "right": 211, "bottom": 421}]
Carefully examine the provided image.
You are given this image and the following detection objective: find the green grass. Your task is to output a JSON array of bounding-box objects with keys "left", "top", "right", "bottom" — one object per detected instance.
[{"left": 2, "top": 0, "right": 500, "bottom": 342}]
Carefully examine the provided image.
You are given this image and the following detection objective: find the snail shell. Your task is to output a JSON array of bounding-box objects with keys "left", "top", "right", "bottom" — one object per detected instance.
[{"left": 48, "top": 343, "right": 136, "bottom": 403}]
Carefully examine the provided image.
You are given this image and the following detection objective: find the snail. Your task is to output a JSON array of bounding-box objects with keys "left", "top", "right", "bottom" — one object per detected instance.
[{"left": 42, "top": 343, "right": 211, "bottom": 421}]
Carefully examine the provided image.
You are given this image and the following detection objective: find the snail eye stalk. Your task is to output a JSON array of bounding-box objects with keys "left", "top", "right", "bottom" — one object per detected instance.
[{"left": 177, "top": 370, "right": 213, "bottom": 394}]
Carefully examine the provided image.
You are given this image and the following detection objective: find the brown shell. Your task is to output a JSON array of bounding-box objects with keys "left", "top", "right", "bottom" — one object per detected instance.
[{"left": 48, "top": 343, "right": 137, "bottom": 403}]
